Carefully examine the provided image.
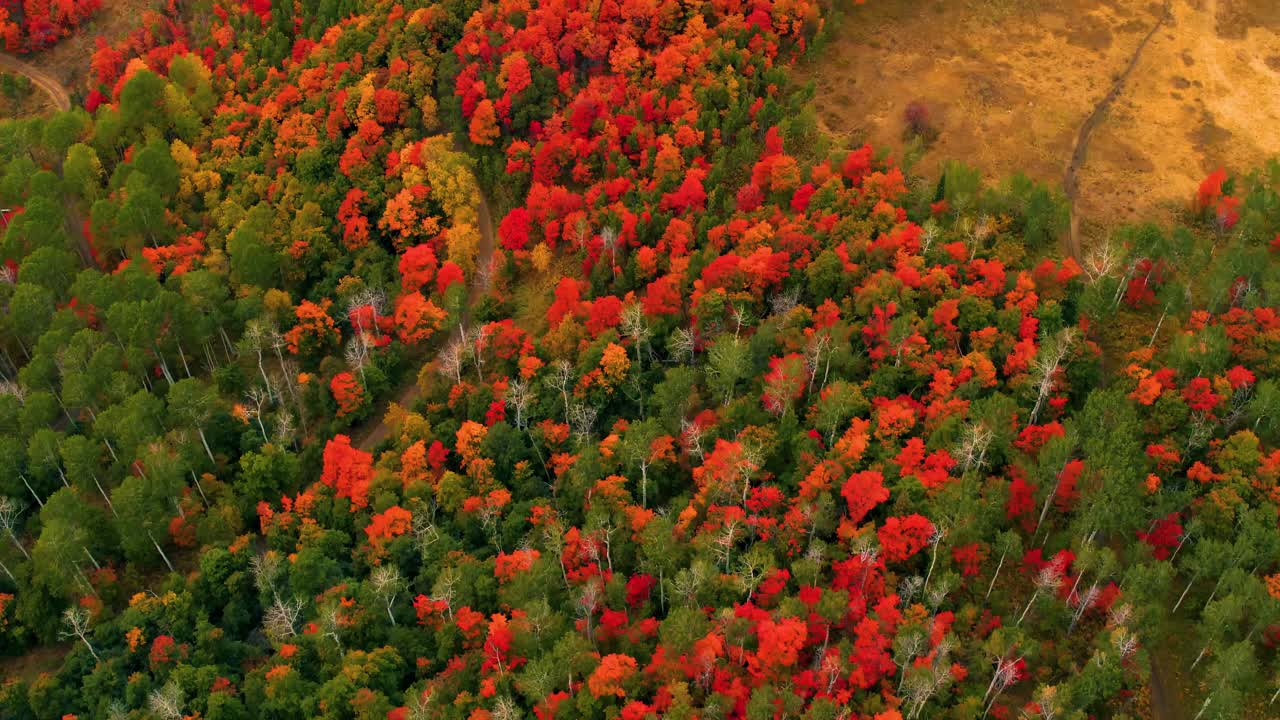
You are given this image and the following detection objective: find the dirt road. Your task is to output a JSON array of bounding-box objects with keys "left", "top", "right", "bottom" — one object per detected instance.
[
  {"left": 353, "top": 189, "right": 497, "bottom": 452},
  {"left": 0, "top": 52, "right": 71, "bottom": 112},
  {"left": 1063, "top": 0, "right": 1172, "bottom": 263}
]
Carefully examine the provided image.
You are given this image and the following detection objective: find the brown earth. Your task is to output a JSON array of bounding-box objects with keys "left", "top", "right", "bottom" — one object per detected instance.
[
  {"left": 0, "top": 52, "right": 70, "bottom": 113},
  {"left": 799, "top": 0, "right": 1280, "bottom": 239},
  {"left": 0, "top": 642, "right": 70, "bottom": 684}
]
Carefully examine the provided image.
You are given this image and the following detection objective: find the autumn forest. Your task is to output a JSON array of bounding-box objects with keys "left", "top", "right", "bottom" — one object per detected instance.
[{"left": 0, "top": 0, "right": 1278, "bottom": 718}]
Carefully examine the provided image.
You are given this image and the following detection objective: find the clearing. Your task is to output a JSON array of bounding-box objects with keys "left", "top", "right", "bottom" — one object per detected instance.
[{"left": 799, "top": 0, "right": 1280, "bottom": 239}]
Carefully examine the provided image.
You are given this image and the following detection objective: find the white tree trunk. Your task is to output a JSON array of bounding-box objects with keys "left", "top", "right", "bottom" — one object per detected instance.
[
  {"left": 148, "top": 531, "right": 176, "bottom": 573},
  {"left": 986, "top": 549, "right": 1006, "bottom": 600},
  {"left": 197, "top": 427, "right": 216, "bottom": 464}
]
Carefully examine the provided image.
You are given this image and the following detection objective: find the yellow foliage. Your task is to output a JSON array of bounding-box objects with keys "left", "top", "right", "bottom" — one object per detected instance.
[
  {"left": 399, "top": 164, "right": 428, "bottom": 189},
  {"left": 263, "top": 289, "right": 293, "bottom": 322},
  {"left": 738, "top": 220, "right": 775, "bottom": 253},
  {"left": 419, "top": 135, "right": 478, "bottom": 221},
  {"left": 171, "top": 139, "right": 198, "bottom": 174},
  {"left": 530, "top": 243, "right": 553, "bottom": 274},
  {"left": 652, "top": 136, "right": 683, "bottom": 183},
  {"left": 418, "top": 95, "right": 439, "bottom": 130},
  {"left": 446, "top": 222, "right": 480, "bottom": 275},
  {"left": 126, "top": 626, "right": 145, "bottom": 653},
  {"left": 353, "top": 74, "right": 378, "bottom": 123},
  {"left": 456, "top": 421, "right": 489, "bottom": 464}
]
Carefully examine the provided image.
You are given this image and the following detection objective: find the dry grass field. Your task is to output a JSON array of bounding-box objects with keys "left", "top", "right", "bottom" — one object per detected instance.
[{"left": 799, "top": 0, "right": 1280, "bottom": 238}]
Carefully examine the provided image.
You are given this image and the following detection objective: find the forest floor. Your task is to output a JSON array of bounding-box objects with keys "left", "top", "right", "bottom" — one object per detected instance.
[
  {"left": 0, "top": 0, "right": 161, "bottom": 118},
  {"left": 0, "top": 641, "right": 70, "bottom": 683},
  {"left": 798, "top": 0, "right": 1280, "bottom": 243}
]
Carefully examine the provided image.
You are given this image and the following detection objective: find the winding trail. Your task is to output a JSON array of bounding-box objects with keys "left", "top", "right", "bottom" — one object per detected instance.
[
  {"left": 1061, "top": 0, "right": 1172, "bottom": 263},
  {"left": 1057, "top": 8, "right": 1189, "bottom": 718},
  {"left": 0, "top": 52, "right": 70, "bottom": 112},
  {"left": 352, "top": 189, "right": 497, "bottom": 452}
]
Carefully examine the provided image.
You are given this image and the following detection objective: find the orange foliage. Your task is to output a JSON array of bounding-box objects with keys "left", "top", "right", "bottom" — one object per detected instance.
[
  {"left": 587, "top": 654, "right": 638, "bottom": 698},
  {"left": 285, "top": 300, "right": 339, "bottom": 355},
  {"left": 330, "top": 372, "right": 365, "bottom": 418},
  {"left": 365, "top": 506, "right": 413, "bottom": 542}
]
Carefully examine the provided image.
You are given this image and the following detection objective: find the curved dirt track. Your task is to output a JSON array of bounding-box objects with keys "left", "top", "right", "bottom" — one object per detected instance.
[
  {"left": 353, "top": 190, "right": 497, "bottom": 452},
  {"left": 1063, "top": 0, "right": 1172, "bottom": 263},
  {"left": 0, "top": 52, "right": 71, "bottom": 112}
]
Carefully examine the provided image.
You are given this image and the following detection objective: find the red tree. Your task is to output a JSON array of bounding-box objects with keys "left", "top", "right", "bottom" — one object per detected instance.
[
  {"left": 330, "top": 372, "right": 365, "bottom": 417},
  {"left": 877, "top": 514, "right": 935, "bottom": 562},
  {"left": 841, "top": 470, "right": 889, "bottom": 525},
  {"left": 320, "top": 435, "right": 373, "bottom": 509}
]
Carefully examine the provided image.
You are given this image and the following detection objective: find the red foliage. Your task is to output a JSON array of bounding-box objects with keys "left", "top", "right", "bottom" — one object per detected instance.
[
  {"left": 1195, "top": 167, "right": 1228, "bottom": 211},
  {"left": 393, "top": 292, "right": 447, "bottom": 345},
  {"left": 1014, "top": 422, "right": 1065, "bottom": 455},
  {"left": 1, "top": 0, "right": 101, "bottom": 54},
  {"left": 413, "top": 595, "right": 450, "bottom": 629},
  {"left": 436, "top": 262, "right": 466, "bottom": 295},
  {"left": 1006, "top": 473, "right": 1036, "bottom": 522},
  {"left": 499, "top": 207, "right": 533, "bottom": 251},
  {"left": 141, "top": 232, "right": 205, "bottom": 276},
  {"left": 1182, "top": 377, "right": 1222, "bottom": 414},
  {"left": 149, "top": 634, "right": 184, "bottom": 668},
  {"left": 761, "top": 353, "right": 806, "bottom": 414},
  {"left": 585, "top": 295, "right": 624, "bottom": 335},
  {"left": 661, "top": 170, "right": 707, "bottom": 214},
  {"left": 494, "top": 549, "right": 541, "bottom": 582},
  {"left": 1137, "top": 512, "right": 1183, "bottom": 560},
  {"left": 625, "top": 574, "right": 656, "bottom": 608},
  {"left": 1054, "top": 459, "right": 1084, "bottom": 513},
  {"left": 284, "top": 299, "right": 339, "bottom": 355},
  {"left": 756, "top": 616, "right": 808, "bottom": 672},
  {"left": 587, "top": 653, "right": 638, "bottom": 698},
  {"left": 399, "top": 244, "right": 439, "bottom": 292},
  {"left": 320, "top": 435, "right": 373, "bottom": 510},
  {"left": 877, "top": 514, "right": 935, "bottom": 563},
  {"left": 167, "top": 515, "right": 196, "bottom": 548},
  {"left": 547, "top": 277, "right": 586, "bottom": 327},
  {"left": 338, "top": 188, "right": 371, "bottom": 249},
  {"left": 642, "top": 275, "right": 682, "bottom": 318},
  {"left": 330, "top": 372, "right": 365, "bottom": 418},
  {"left": 841, "top": 470, "right": 889, "bottom": 525},
  {"left": 952, "top": 543, "right": 987, "bottom": 577}
]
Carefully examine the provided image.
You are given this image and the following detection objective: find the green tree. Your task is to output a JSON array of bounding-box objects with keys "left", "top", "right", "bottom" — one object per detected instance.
[
  {"left": 111, "top": 447, "right": 185, "bottom": 571},
  {"left": 6, "top": 284, "right": 55, "bottom": 359},
  {"left": 30, "top": 488, "right": 112, "bottom": 600},
  {"left": 226, "top": 203, "right": 280, "bottom": 289},
  {"left": 168, "top": 378, "right": 222, "bottom": 464},
  {"left": 17, "top": 247, "right": 78, "bottom": 298},
  {"left": 62, "top": 143, "right": 104, "bottom": 202}
]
